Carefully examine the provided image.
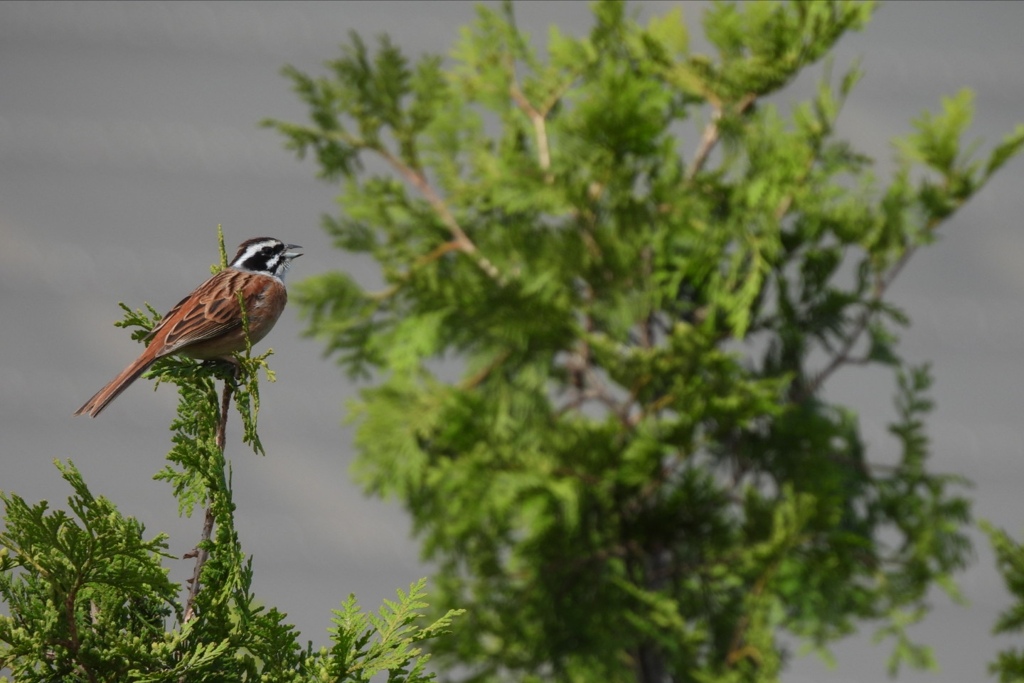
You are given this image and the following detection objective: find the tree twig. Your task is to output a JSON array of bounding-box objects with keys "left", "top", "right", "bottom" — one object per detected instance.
[
  {"left": 510, "top": 82, "right": 551, "bottom": 174},
  {"left": 800, "top": 246, "right": 919, "bottom": 400},
  {"left": 686, "top": 93, "right": 757, "bottom": 181},
  {"left": 182, "top": 378, "right": 233, "bottom": 623},
  {"left": 374, "top": 146, "right": 503, "bottom": 281}
]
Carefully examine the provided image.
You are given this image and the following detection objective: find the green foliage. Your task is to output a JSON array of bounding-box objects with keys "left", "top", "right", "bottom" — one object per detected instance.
[
  {"left": 0, "top": 461, "right": 177, "bottom": 682},
  {"left": 266, "top": 1, "right": 1024, "bottom": 681},
  {"left": 307, "top": 578, "right": 463, "bottom": 682},
  {"left": 1, "top": 241, "right": 459, "bottom": 681},
  {"left": 983, "top": 521, "right": 1024, "bottom": 682}
]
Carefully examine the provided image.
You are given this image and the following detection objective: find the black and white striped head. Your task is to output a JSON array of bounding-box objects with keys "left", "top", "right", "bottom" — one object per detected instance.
[{"left": 229, "top": 237, "right": 302, "bottom": 280}]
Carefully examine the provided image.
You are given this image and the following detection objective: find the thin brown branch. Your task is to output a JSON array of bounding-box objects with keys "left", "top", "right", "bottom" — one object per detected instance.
[
  {"left": 510, "top": 83, "right": 551, "bottom": 174},
  {"left": 555, "top": 388, "right": 598, "bottom": 416},
  {"left": 64, "top": 592, "right": 80, "bottom": 663},
  {"left": 687, "top": 107, "right": 723, "bottom": 181},
  {"left": 725, "top": 558, "right": 778, "bottom": 670},
  {"left": 562, "top": 358, "right": 634, "bottom": 428},
  {"left": 800, "top": 246, "right": 918, "bottom": 400},
  {"left": 460, "top": 350, "right": 512, "bottom": 391},
  {"left": 375, "top": 146, "right": 502, "bottom": 281},
  {"left": 182, "top": 379, "right": 233, "bottom": 624},
  {"left": 64, "top": 585, "right": 99, "bottom": 683},
  {"left": 639, "top": 245, "right": 655, "bottom": 349},
  {"left": 181, "top": 508, "right": 213, "bottom": 624},
  {"left": 686, "top": 93, "right": 757, "bottom": 181},
  {"left": 309, "top": 128, "right": 499, "bottom": 277},
  {"left": 415, "top": 239, "right": 463, "bottom": 266},
  {"left": 555, "top": 339, "right": 634, "bottom": 427}
]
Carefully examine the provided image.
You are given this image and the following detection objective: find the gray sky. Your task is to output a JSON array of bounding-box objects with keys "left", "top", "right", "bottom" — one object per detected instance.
[{"left": 1, "top": 2, "right": 1023, "bottom": 681}]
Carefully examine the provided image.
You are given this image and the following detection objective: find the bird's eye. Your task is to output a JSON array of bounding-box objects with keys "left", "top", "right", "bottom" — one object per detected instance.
[{"left": 261, "top": 246, "right": 274, "bottom": 256}]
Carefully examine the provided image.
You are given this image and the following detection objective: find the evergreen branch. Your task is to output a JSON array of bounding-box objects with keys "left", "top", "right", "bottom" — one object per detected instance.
[
  {"left": 373, "top": 145, "right": 503, "bottom": 282},
  {"left": 800, "top": 250, "right": 913, "bottom": 400},
  {"left": 181, "top": 377, "right": 232, "bottom": 625},
  {"left": 557, "top": 349, "right": 634, "bottom": 428},
  {"left": 639, "top": 245, "right": 656, "bottom": 349},
  {"left": 501, "top": 0, "right": 551, "bottom": 176},
  {"left": 801, "top": 193, "right": 948, "bottom": 401},
  {"left": 460, "top": 349, "right": 511, "bottom": 391},
  {"left": 686, "top": 93, "right": 757, "bottom": 180},
  {"left": 181, "top": 290, "right": 244, "bottom": 625},
  {"left": 686, "top": 106, "right": 723, "bottom": 181},
  {"left": 509, "top": 82, "right": 552, "bottom": 175}
]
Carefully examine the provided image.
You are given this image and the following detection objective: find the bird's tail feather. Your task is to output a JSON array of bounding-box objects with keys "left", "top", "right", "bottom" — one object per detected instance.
[{"left": 74, "top": 353, "right": 157, "bottom": 418}]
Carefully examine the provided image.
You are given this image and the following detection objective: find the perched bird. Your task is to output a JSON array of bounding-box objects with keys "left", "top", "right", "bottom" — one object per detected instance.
[{"left": 74, "top": 237, "right": 302, "bottom": 417}]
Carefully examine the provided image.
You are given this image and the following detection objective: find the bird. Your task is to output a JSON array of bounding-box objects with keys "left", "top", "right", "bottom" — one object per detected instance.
[{"left": 74, "top": 237, "right": 302, "bottom": 417}]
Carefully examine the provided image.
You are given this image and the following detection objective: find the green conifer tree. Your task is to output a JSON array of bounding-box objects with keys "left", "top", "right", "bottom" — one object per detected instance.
[{"left": 266, "top": 2, "right": 1024, "bottom": 681}]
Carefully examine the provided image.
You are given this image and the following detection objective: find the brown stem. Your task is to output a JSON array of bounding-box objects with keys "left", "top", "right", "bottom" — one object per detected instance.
[
  {"left": 374, "top": 146, "right": 502, "bottom": 281},
  {"left": 639, "top": 245, "right": 655, "bottom": 349},
  {"left": 182, "top": 379, "right": 233, "bottom": 623},
  {"left": 308, "top": 127, "right": 503, "bottom": 281},
  {"left": 510, "top": 82, "right": 552, "bottom": 174},
  {"left": 800, "top": 246, "right": 918, "bottom": 400},
  {"left": 63, "top": 585, "right": 99, "bottom": 683},
  {"left": 460, "top": 350, "right": 512, "bottom": 391},
  {"left": 686, "top": 93, "right": 757, "bottom": 181}
]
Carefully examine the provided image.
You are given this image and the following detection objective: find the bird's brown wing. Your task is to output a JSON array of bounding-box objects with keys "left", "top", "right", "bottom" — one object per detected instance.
[{"left": 146, "top": 268, "right": 249, "bottom": 355}]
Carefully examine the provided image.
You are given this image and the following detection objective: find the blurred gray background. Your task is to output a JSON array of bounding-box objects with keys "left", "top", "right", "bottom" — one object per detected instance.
[{"left": 1, "top": 2, "right": 1022, "bottom": 681}]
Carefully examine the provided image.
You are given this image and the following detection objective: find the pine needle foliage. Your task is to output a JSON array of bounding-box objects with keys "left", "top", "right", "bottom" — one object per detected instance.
[
  {"left": 0, "top": 232, "right": 460, "bottom": 682},
  {"left": 981, "top": 519, "right": 1024, "bottom": 683},
  {"left": 265, "top": 1, "right": 1024, "bottom": 681}
]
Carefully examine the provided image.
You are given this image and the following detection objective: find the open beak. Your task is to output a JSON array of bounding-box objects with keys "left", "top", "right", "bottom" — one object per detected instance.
[{"left": 284, "top": 244, "right": 303, "bottom": 259}]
